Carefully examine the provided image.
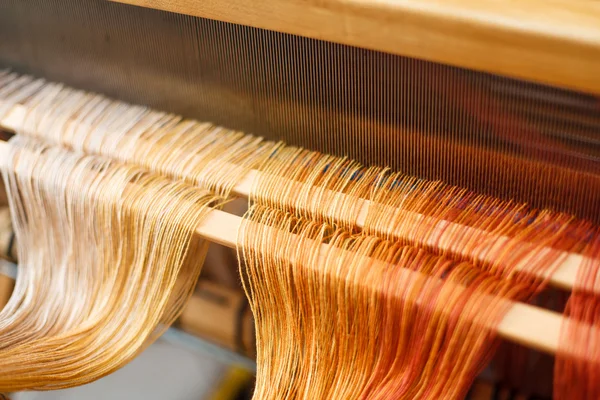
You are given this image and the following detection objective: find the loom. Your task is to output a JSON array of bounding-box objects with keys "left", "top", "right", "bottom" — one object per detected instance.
[{"left": 0, "top": 1, "right": 599, "bottom": 398}]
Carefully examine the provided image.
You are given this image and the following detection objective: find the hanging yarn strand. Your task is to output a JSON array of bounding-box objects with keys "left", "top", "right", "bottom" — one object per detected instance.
[
  {"left": 0, "top": 136, "right": 219, "bottom": 390},
  {"left": 237, "top": 204, "right": 547, "bottom": 399}
]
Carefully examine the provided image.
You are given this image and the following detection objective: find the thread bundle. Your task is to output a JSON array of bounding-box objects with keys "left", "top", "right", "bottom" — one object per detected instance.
[
  {"left": 0, "top": 72, "right": 599, "bottom": 398},
  {"left": 1, "top": 137, "right": 217, "bottom": 389}
]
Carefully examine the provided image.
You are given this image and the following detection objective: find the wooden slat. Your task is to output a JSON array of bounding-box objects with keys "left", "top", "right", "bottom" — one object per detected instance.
[
  {"left": 111, "top": 0, "right": 600, "bottom": 95},
  {"left": 0, "top": 103, "right": 585, "bottom": 292}
]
